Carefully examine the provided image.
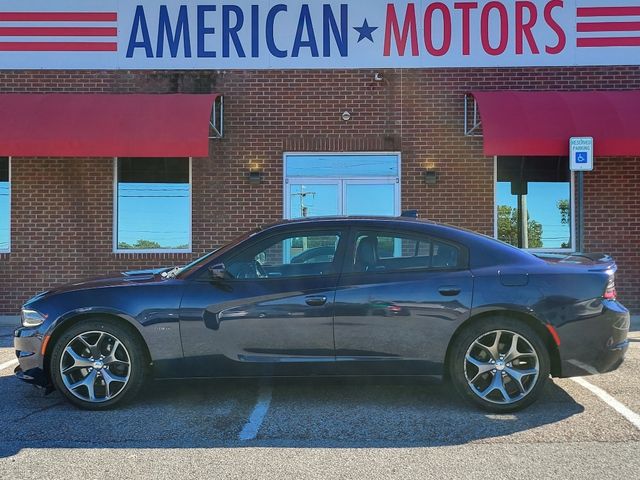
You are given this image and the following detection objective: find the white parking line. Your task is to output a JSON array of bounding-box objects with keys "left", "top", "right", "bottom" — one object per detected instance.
[
  {"left": 571, "top": 376, "right": 640, "bottom": 431},
  {"left": 0, "top": 358, "right": 18, "bottom": 372},
  {"left": 239, "top": 384, "right": 273, "bottom": 441}
]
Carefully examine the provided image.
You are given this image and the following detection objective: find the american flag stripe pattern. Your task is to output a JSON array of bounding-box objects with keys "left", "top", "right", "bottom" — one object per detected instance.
[
  {"left": 0, "top": 11, "right": 117, "bottom": 51},
  {"left": 577, "top": 6, "right": 640, "bottom": 47}
]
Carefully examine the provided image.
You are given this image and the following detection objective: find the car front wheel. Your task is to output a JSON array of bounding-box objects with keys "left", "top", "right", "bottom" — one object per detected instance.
[
  {"left": 449, "top": 317, "right": 551, "bottom": 413},
  {"left": 50, "top": 319, "right": 147, "bottom": 410}
]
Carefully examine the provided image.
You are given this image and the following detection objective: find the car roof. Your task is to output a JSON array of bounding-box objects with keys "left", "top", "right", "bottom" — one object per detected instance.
[
  {"left": 261, "top": 215, "right": 434, "bottom": 229},
  {"left": 259, "top": 216, "right": 482, "bottom": 240}
]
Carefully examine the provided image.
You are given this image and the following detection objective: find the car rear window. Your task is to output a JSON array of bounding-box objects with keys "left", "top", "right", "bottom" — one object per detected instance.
[{"left": 352, "top": 231, "right": 463, "bottom": 273}]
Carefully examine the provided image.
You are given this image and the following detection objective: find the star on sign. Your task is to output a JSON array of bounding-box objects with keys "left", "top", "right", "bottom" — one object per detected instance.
[{"left": 353, "top": 19, "right": 378, "bottom": 43}]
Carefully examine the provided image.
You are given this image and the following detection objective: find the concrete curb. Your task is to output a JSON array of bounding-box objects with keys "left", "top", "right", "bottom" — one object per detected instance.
[{"left": 0, "top": 316, "right": 19, "bottom": 327}]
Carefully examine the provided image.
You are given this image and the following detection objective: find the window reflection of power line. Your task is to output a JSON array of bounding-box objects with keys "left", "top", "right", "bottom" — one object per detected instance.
[{"left": 291, "top": 187, "right": 316, "bottom": 218}]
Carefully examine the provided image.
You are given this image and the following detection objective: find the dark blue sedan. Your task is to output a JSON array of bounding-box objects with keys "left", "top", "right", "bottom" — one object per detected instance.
[{"left": 14, "top": 217, "right": 630, "bottom": 412}]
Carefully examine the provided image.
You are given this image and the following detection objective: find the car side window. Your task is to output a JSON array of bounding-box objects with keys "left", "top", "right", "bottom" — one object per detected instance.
[
  {"left": 352, "top": 231, "right": 461, "bottom": 273},
  {"left": 225, "top": 230, "right": 342, "bottom": 280}
]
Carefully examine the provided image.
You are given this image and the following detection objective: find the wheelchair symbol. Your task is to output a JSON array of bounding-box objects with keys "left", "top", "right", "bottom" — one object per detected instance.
[{"left": 576, "top": 152, "right": 587, "bottom": 164}]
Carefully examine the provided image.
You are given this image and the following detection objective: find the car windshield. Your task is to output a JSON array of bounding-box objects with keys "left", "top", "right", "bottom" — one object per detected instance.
[
  {"left": 162, "top": 251, "right": 218, "bottom": 279},
  {"left": 174, "top": 228, "right": 262, "bottom": 278}
]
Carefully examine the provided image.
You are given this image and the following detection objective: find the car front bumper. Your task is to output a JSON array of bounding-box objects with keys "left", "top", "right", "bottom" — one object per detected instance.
[
  {"left": 14, "top": 326, "right": 50, "bottom": 388},
  {"left": 556, "top": 300, "right": 630, "bottom": 377}
]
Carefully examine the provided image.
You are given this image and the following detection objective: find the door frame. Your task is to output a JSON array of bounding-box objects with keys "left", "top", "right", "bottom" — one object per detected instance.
[{"left": 283, "top": 152, "right": 402, "bottom": 219}]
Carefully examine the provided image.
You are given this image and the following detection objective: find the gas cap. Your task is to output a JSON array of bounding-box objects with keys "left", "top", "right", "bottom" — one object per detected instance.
[{"left": 498, "top": 270, "right": 529, "bottom": 286}]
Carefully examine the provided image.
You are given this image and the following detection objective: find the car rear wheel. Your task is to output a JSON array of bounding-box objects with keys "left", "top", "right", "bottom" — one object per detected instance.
[
  {"left": 50, "top": 319, "right": 147, "bottom": 410},
  {"left": 449, "top": 317, "right": 551, "bottom": 413}
]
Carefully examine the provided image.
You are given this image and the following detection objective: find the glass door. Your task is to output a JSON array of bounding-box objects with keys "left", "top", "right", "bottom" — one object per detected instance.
[{"left": 284, "top": 153, "right": 401, "bottom": 220}]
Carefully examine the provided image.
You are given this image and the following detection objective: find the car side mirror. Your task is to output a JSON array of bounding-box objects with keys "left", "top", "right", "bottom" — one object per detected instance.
[{"left": 208, "top": 263, "right": 230, "bottom": 281}]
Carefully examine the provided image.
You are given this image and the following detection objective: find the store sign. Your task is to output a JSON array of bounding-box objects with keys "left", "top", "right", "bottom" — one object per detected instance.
[
  {"left": 569, "top": 137, "right": 594, "bottom": 171},
  {"left": 0, "top": 1, "right": 639, "bottom": 70}
]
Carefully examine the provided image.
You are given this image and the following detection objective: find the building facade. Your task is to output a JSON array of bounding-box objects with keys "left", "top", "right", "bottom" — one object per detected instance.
[{"left": 0, "top": 1, "right": 639, "bottom": 314}]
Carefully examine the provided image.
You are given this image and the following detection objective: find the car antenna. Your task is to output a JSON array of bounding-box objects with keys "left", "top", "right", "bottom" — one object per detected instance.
[{"left": 400, "top": 210, "right": 418, "bottom": 218}]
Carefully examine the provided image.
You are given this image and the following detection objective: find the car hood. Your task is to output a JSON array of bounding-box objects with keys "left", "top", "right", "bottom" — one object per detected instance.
[{"left": 28, "top": 267, "right": 172, "bottom": 301}]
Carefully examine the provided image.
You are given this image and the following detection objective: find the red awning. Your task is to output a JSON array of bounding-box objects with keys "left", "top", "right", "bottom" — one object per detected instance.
[
  {"left": 0, "top": 93, "right": 219, "bottom": 158},
  {"left": 471, "top": 90, "right": 640, "bottom": 156}
]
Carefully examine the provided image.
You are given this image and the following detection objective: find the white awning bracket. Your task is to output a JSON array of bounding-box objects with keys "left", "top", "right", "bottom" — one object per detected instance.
[
  {"left": 209, "top": 95, "right": 224, "bottom": 139},
  {"left": 464, "top": 94, "right": 482, "bottom": 137}
]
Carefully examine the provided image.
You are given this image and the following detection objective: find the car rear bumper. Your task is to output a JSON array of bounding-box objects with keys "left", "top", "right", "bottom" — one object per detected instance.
[
  {"left": 556, "top": 300, "right": 630, "bottom": 377},
  {"left": 14, "top": 326, "right": 50, "bottom": 388}
]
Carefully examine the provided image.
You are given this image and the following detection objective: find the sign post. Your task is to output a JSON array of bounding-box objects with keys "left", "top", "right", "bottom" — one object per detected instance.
[{"left": 570, "top": 137, "right": 594, "bottom": 252}]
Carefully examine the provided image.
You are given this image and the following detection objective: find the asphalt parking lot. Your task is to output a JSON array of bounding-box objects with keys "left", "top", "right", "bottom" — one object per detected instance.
[{"left": 1, "top": 321, "right": 639, "bottom": 479}]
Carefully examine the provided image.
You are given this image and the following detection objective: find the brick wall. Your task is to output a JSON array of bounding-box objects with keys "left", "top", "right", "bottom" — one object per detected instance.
[{"left": 0, "top": 67, "right": 638, "bottom": 314}]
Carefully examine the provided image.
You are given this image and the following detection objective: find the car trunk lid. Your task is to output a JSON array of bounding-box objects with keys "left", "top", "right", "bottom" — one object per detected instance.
[{"left": 536, "top": 252, "right": 618, "bottom": 299}]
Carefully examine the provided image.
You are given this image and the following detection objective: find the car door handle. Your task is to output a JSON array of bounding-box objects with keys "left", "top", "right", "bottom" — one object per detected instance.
[
  {"left": 305, "top": 296, "right": 328, "bottom": 306},
  {"left": 438, "top": 286, "right": 461, "bottom": 297}
]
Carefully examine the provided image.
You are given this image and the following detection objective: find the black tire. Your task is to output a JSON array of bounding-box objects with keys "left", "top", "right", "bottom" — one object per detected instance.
[
  {"left": 50, "top": 318, "right": 148, "bottom": 410},
  {"left": 448, "top": 316, "right": 551, "bottom": 413}
]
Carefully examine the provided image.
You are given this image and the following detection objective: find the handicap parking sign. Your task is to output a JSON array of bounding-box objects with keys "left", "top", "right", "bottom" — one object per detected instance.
[{"left": 569, "top": 138, "right": 593, "bottom": 171}]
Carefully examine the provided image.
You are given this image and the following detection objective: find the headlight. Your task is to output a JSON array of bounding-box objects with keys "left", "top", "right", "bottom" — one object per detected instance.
[{"left": 21, "top": 309, "right": 47, "bottom": 328}]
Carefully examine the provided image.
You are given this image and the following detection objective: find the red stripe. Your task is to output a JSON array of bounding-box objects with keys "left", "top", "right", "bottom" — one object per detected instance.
[
  {"left": 0, "top": 12, "right": 116, "bottom": 22},
  {"left": 545, "top": 325, "right": 561, "bottom": 347},
  {"left": 0, "top": 42, "right": 117, "bottom": 51},
  {"left": 577, "top": 21, "right": 640, "bottom": 32},
  {"left": 577, "top": 7, "right": 640, "bottom": 17},
  {"left": 0, "top": 27, "right": 116, "bottom": 37},
  {"left": 577, "top": 36, "right": 640, "bottom": 47}
]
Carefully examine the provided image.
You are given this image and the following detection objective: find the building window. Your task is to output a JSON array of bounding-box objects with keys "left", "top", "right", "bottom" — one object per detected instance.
[
  {"left": 0, "top": 157, "right": 9, "bottom": 252},
  {"left": 114, "top": 158, "right": 191, "bottom": 252},
  {"left": 495, "top": 156, "right": 574, "bottom": 251},
  {"left": 284, "top": 153, "right": 401, "bottom": 219}
]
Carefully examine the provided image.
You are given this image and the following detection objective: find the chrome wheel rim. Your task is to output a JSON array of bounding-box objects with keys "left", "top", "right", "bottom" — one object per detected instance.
[
  {"left": 464, "top": 329, "right": 540, "bottom": 405},
  {"left": 59, "top": 330, "right": 131, "bottom": 403}
]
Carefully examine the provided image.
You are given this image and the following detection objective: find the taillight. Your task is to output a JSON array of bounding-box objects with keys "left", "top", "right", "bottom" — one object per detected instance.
[{"left": 603, "top": 275, "right": 617, "bottom": 300}]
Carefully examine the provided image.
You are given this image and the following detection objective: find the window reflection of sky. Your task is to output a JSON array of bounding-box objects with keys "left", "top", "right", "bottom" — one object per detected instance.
[
  {"left": 286, "top": 155, "right": 398, "bottom": 177},
  {"left": 346, "top": 184, "right": 395, "bottom": 216},
  {"left": 0, "top": 182, "right": 8, "bottom": 250},
  {"left": 497, "top": 182, "right": 571, "bottom": 249},
  {"left": 289, "top": 184, "right": 338, "bottom": 218},
  {"left": 117, "top": 183, "right": 190, "bottom": 249},
  {"left": 289, "top": 183, "right": 396, "bottom": 218}
]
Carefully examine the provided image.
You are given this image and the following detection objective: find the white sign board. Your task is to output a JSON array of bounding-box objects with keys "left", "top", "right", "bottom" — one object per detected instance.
[
  {"left": 570, "top": 137, "right": 594, "bottom": 171},
  {"left": 0, "top": 1, "right": 640, "bottom": 70}
]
